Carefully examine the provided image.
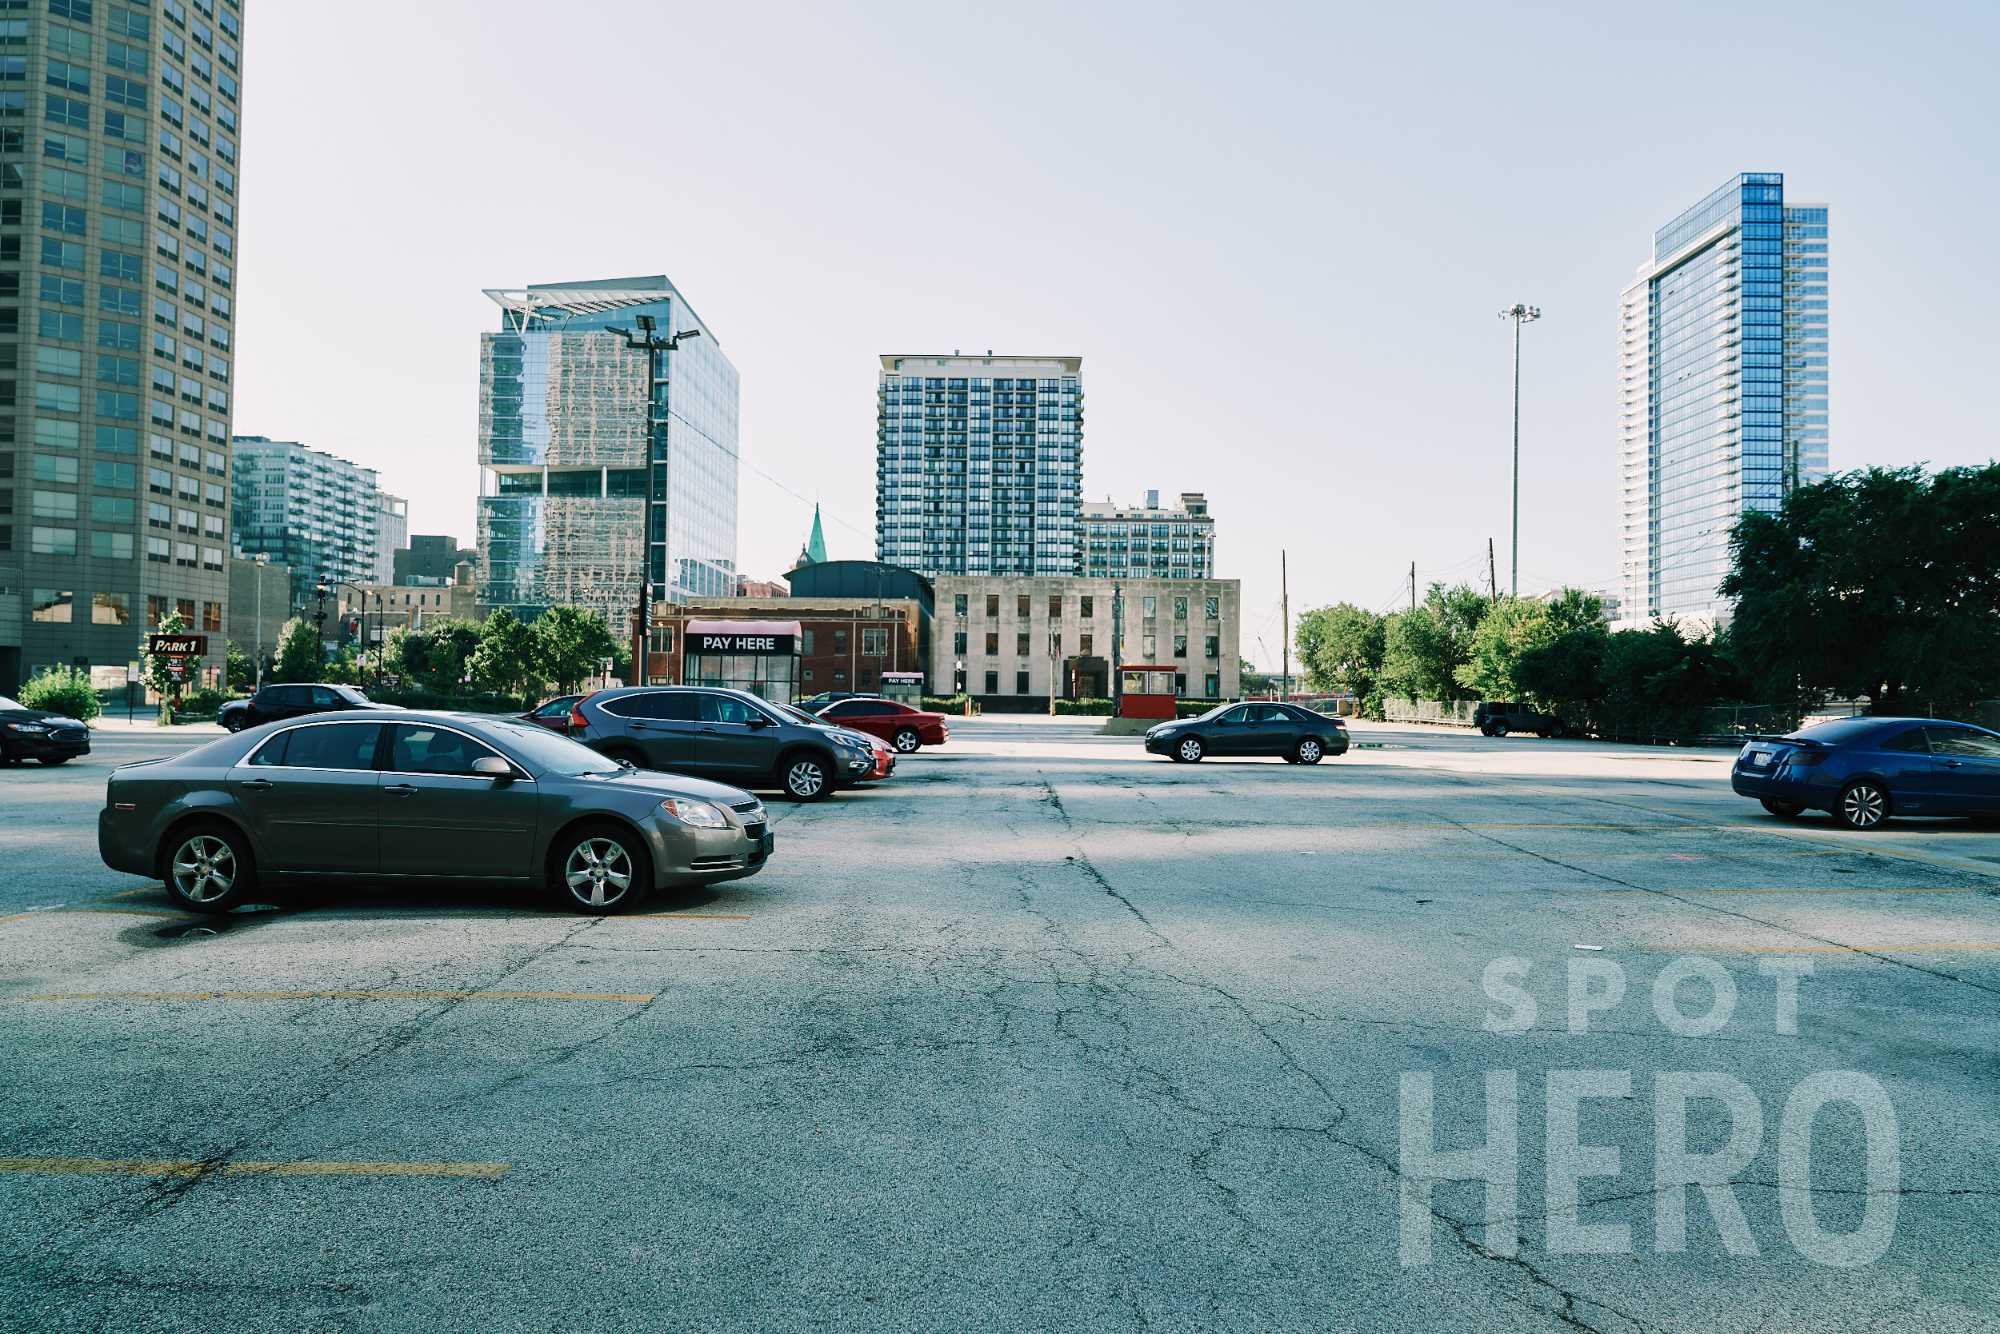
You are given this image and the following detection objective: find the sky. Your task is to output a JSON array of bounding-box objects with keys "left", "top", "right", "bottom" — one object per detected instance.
[{"left": 231, "top": 1, "right": 2000, "bottom": 669}]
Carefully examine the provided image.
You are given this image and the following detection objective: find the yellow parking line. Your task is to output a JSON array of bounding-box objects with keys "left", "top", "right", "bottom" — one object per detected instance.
[
  {"left": 1730, "top": 942, "right": 2000, "bottom": 955},
  {"left": 611, "top": 913, "right": 752, "bottom": 924},
  {"left": 20, "top": 990, "right": 657, "bottom": 1003},
  {"left": 57, "top": 907, "right": 191, "bottom": 920},
  {"left": 105, "top": 886, "right": 159, "bottom": 899},
  {"left": 0, "top": 1156, "right": 507, "bottom": 1179},
  {"left": 0, "top": 913, "right": 34, "bottom": 928}
]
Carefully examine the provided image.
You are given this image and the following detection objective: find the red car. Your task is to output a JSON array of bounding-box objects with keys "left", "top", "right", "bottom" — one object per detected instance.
[
  {"left": 519, "top": 694, "right": 583, "bottom": 734},
  {"left": 811, "top": 698, "right": 950, "bottom": 753}
]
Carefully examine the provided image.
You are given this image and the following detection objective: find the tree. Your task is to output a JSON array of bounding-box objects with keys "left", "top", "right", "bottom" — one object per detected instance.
[
  {"left": 1379, "top": 583, "right": 1488, "bottom": 702},
  {"left": 1295, "top": 603, "right": 1386, "bottom": 703},
  {"left": 225, "top": 640, "right": 254, "bottom": 692},
  {"left": 143, "top": 608, "right": 192, "bottom": 708},
  {"left": 390, "top": 618, "right": 485, "bottom": 695},
  {"left": 273, "top": 617, "right": 323, "bottom": 683},
  {"left": 469, "top": 607, "right": 537, "bottom": 698},
  {"left": 18, "top": 666, "right": 101, "bottom": 722},
  {"left": 1456, "top": 589, "right": 1603, "bottom": 700},
  {"left": 533, "top": 606, "right": 617, "bottom": 694},
  {"left": 1723, "top": 464, "right": 2000, "bottom": 715}
]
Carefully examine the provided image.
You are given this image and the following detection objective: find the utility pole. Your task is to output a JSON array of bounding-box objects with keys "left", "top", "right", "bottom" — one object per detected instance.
[
  {"left": 1498, "top": 303, "right": 1542, "bottom": 596},
  {"left": 1409, "top": 561, "right": 1417, "bottom": 612},
  {"left": 1280, "top": 549, "right": 1289, "bottom": 702},
  {"left": 610, "top": 314, "right": 703, "bottom": 686},
  {"left": 1488, "top": 538, "right": 1498, "bottom": 605}
]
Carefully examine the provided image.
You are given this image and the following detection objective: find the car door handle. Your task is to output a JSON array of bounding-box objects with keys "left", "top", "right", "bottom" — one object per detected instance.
[
  {"left": 239, "top": 778, "right": 273, "bottom": 791},
  {"left": 1942, "top": 759, "right": 1964, "bottom": 768},
  {"left": 383, "top": 783, "right": 418, "bottom": 797}
]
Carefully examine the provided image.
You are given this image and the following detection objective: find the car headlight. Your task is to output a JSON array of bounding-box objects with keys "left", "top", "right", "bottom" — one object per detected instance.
[
  {"left": 659, "top": 797, "right": 728, "bottom": 828},
  {"left": 5, "top": 722, "right": 49, "bottom": 733}
]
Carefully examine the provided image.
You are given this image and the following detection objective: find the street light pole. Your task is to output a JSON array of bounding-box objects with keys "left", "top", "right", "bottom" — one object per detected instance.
[
  {"left": 1498, "top": 302, "right": 1541, "bottom": 597},
  {"left": 609, "top": 315, "right": 702, "bottom": 687}
]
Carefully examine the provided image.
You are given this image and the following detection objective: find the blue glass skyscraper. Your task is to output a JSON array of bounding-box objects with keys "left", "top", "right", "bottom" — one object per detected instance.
[
  {"left": 477, "top": 277, "right": 739, "bottom": 633},
  {"left": 1617, "top": 174, "right": 1828, "bottom": 626}
]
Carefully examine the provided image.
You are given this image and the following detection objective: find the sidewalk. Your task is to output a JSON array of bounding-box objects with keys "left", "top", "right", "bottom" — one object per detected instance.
[{"left": 90, "top": 714, "right": 226, "bottom": 735}]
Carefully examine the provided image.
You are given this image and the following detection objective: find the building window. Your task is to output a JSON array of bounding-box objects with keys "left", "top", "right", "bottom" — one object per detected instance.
[
  {"left": 984, "top": 671, "right": 998, "bottom": 695},
  {"left": 1079, "top": 633, "right": 1093, "bottom": 657},
  {"left": 93, "top": 592, "right": 130, "bottom": 625},
  {"left": 1015, "top": 671, "right": 1030, "bottom": 695},
  {"left": 952, "top": 630, "right": 967, "bottom": 655},
  {"left": 953, "top": 593, "right": 967, "bottom": 617},
  {"left": 1015, "top": 633, "right": 1030, "bottom": 656},
  {"left": 1205, "top": 674, "right": 1219, "bottom": 697},
  {"left": 801, "top": 629, "right": 814, "bottom": 654},
  {"left": 1205, "top": 596, "right": 1219, "bottom": 621},
  {"left": 30, "top": 589, "right": 73, "bottom": 623},
  {"left": 1143, "top": 634, "right": 1157, "bottom": 659},
  {"left": 833, "top": 629, "right": 846, "bottom": 654},
  {"left": 861, "top": 627, "right": 887, "bottom": 657},
  {"left": 1173, "top": 634, "right": 1188, "bottom": 658},
  {"left": 1017, "top": 594, "right": 1030, "bottom": 618},
  {"left": 985, "top": 594, "right": 998, "bottom": 617},
  {"left": 1080, "top": 596, "right": 1094, "bottom": 618},
  {"left": 1205, "top": 636, "right": 1220, "bottom": 659},
  {"left": 202, "top": 600, "right": 221, "bottom": 632},
  {"left": 1174, "top": 596, "right": 1188, "bottom": 621},
  {"left": 1048, "top": 632, "right": 1062, "bottom": 656},
  {"left": 1174, "top": 672, "right": 1187, "bottom": 696},
  {"left": 984, "top": 632, "right": 998, "bottom": 656},
  {"left": 1143, "top": 596, "right": 1157, "bottom": 620},
  {"left": 1047, "top": 595, "right": 1062, "bottom": 618},
  {"left": 647, "top": 627, "right": 674, "bottom": 655}
]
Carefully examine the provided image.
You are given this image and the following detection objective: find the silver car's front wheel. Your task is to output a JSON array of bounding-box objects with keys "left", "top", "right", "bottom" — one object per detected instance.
[
  {"left": 164, "top": 827, "right": 252, "bottom": 913},
  {"left": 561, "top": 834, "right": 640, "bottom": 913}
]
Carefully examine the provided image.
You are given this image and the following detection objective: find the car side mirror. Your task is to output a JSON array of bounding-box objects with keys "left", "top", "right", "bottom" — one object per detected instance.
[
  {"left": 470, "top": 756, "right": 515, "bottom": 783},
  {"left": 746, "top": 715, "right": 772, "bottom": 728}
]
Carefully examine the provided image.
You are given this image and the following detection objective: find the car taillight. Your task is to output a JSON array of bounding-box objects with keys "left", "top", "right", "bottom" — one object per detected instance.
[
  {"left": 1786, "top": 749, "right": 1829, "bottom": 767},
  {"left": 570, "top": 693, "right": 594, "bottom": 733}
]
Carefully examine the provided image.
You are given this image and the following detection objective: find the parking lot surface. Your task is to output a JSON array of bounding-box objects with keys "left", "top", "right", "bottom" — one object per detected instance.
[{"left": 2, "top": 718, "right": 1997, "bottom": 1330}]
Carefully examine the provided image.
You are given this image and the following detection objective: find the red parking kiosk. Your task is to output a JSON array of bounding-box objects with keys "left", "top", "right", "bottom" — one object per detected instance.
[{"left": 1118, "top": 663, "right": 1178, "bottom": 720}]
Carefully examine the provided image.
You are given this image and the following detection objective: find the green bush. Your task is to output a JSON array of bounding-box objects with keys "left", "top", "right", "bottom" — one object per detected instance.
[
  {"left": 1053, "top": 697, "right": 1114, "bottom": 716},
  {"left": 922, "top": 694, "right": 977, "bottom": 715},
  {"left": 175, "top": 686, "right": 233, "bottom": 719},
  {"left": 1175, "top": 699, "right": 1225, "bottom": 718},
  {"left": 368, "top": 687, "right": 531, "bottom": 714},
  {"left": 18, "top": 667, "right": 102, "bottom": 722}
]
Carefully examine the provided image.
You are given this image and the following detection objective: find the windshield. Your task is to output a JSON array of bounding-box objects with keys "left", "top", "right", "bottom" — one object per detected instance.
[
  {"left": 767, "top": 700, "right": 827, "bottom": 728},
  {"left": 484, "top": 720, "right": 624, "bottom": 776},
  {"left": 0, "top": 695, "right": 23, "bottom": 711}
]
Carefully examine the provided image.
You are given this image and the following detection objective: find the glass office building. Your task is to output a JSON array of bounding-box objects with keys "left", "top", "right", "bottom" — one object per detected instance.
[
  {"left": 477, "top": 276, "right": 739, "bottom": 634},
  {"left": 876, "top": 353, "right": 1082, "bottom": 578},
  {"left": 0, "top": 0, "right": 247, "bottom": 693},
  {"left": 1616, "top": 173, "right": 1829, "bottom": 627},
  {"left": 230, "top": 436, "right": 385, "bottom": 613}
]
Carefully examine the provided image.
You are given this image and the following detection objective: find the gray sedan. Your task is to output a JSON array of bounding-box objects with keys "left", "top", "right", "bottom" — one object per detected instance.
[{"left": 98, "top": 710, "right": 774, "bottom": 916}]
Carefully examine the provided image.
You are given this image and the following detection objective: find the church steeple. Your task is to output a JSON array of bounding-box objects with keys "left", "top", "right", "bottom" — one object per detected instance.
[{"left": 796, "top": 503, "right": 827, "bottom": 568}]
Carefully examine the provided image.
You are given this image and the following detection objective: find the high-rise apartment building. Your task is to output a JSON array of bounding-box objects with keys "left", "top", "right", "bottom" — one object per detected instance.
[
  {"left": 875, "top": 353, "right": 1082, "bottom": 579},
  {"left": 478, "top": 276, "right": 740, "bottom": 632},
  {"left": 1079, "top": 490, "right": 1214, "bottom": 579},
  {"left": 0, "top": 0, "right": 247, "bottom": 692},
  {"left": 229, "top": 437, "right": 386, "bottom": 614},
  {"left": 1616, "top": 173, "right": 1828, "bottom": 628},
  {"left": 373, "top": 491, "right": 406, "bottom": 584}
]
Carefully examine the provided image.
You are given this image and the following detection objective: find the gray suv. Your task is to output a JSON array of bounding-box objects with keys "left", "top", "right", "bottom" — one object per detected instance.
[{"left": 572, "top": 686, "right": 874, "bottom": 801}]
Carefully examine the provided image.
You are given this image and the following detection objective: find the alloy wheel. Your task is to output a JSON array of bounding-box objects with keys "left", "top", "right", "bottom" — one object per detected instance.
[
  {"left": 787, "top": 760, "right": 826, "bottom": 798},
  {"left": 1177, "top": 738, "right": 1203, "bottom": 763},
  {"left": 894, "top": 730, "right": 921, "bottom": 753},
  {"left": 1840, "top": 783, "right": 1887, "bottom": 830},
  {"left": 564, "top": 837, "right": 633, "bottom": 908},
  {"left": 171, "top": 835, "right": 237, "bottom": 905},
  {"left": 1298, "top": 739, "right": 1322, "bottom": 764}
]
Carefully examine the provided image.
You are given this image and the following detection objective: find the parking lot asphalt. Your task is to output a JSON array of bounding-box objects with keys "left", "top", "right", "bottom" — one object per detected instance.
[{"left": 2, "top": 718, "right": 1997, "bottom": 1330}]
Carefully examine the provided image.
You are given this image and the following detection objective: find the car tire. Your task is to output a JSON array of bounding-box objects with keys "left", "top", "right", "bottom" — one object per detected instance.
[
  {"left": 1172, "top": 736, "right": 1204, "bottom": 763},
  {"left": 1836, "top": 780, "right": 1890, "bottom": 831},
  {"left": 1294, "top": 738, "right": 1324, "bottom": 765},
  {"left": 892, "top": 728, "right": 921, "bottom": 754},
  {"left": 1492, "top": 721, "right": 1510, "bottom": 738},
  {"left": 1761, "top": 799, "right": 1806, "bottom": 819},
  {"left": 37, "top": 756, "right": 70, "bottom": 766},
  {"left": 552, "top": 823, "right": 649, "bottom": 915},
  {"left": 781, "top": 751, "right": 832, "bottom": 802},
  {"left": 161, "top": 822, "right": 256, "bottom": 915}
]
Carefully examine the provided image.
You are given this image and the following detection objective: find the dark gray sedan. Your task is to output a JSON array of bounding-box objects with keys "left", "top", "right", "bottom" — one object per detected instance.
[
  {"left": 1143, "top": 702, "right": 1350, "bottom": 764},
  {"left": 98, "top": 710, "right": 774, "bottom": 916}
]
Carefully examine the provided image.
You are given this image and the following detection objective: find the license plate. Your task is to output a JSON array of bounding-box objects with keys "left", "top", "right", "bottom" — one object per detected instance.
[{"left": 1752, "top": 751, "right": 1774, "bottom": 767}]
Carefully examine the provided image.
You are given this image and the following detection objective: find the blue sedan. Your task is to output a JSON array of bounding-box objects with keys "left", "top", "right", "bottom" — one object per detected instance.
[{"left": 1730, "top": 717, "right": 2000, "bottom": 830}]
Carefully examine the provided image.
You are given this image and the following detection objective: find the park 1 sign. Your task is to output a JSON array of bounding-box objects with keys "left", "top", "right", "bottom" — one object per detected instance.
[{"left": 147, "top": 634, "right": 208, "bottom": 659}]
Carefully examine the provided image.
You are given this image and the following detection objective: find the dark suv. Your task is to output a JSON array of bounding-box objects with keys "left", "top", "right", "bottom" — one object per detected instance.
[
  {"left": 572, "top": 686, "right": 875, "bottom": 801},
  {"left": 1473, "top": 701, "right": 1565, "bottom": 738},
  {"left": 218, "top": 683, "right": 381, "bottom": 733}
]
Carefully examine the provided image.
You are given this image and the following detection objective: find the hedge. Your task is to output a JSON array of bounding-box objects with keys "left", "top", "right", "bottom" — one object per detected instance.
[
  {"left": 17, "top": 667, "right": 101, "bottom": 722},
  {"left": 1053, "top": 698, "right": 1114, "bottom": 716}
]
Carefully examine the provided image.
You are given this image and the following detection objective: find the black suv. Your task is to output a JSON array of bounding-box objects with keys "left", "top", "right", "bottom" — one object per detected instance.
[
  {"left": 572, "top": 686, "right": 875, "bottom": 801},
  {"left": 1473, "top": 701, "right": 1565, "bottom": 738},
  {"left": 218, "top": 683, "right": 381, "bottom": 733}
]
